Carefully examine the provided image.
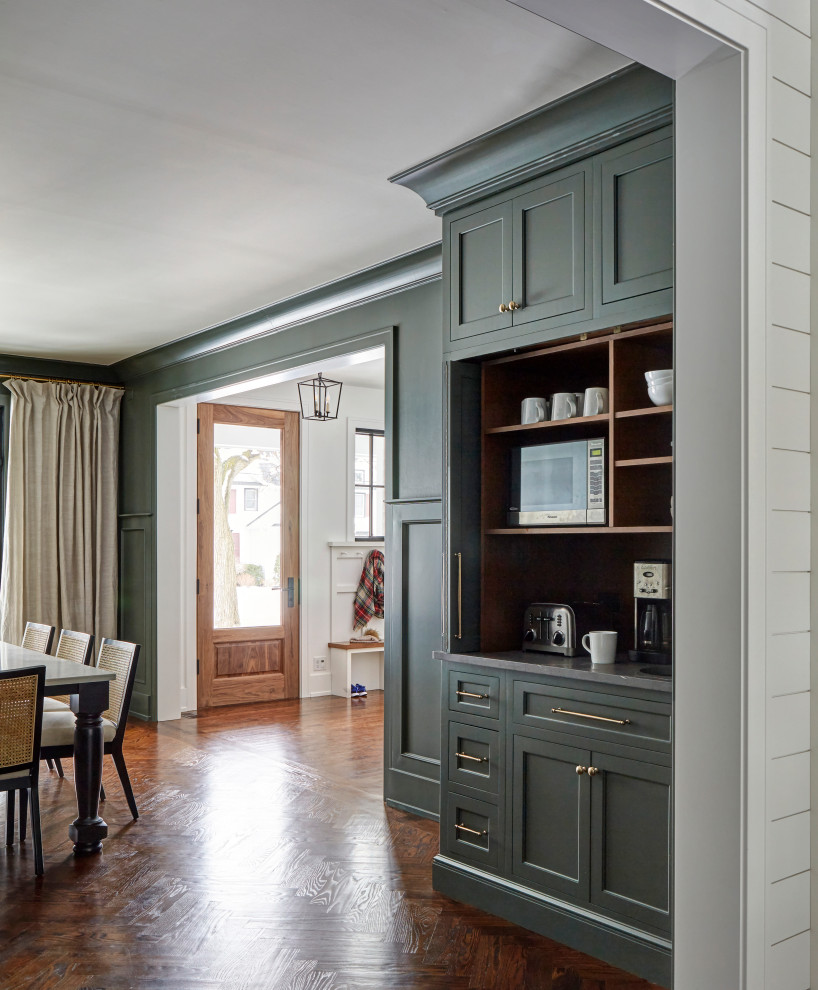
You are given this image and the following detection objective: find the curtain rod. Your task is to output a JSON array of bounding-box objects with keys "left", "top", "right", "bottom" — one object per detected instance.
[{"left": 0, "top": 373, "right": 125, "bottom": 391}]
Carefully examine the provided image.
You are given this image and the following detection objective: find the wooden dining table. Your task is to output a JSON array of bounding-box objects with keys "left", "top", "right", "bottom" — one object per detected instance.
[{"left": 0, "top": 641, "right": 115, "bottom": 855}]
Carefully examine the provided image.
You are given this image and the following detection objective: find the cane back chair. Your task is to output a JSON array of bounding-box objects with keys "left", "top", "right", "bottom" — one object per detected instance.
[{"left": 0, "top": 666, "right": 45, "bottom": 876}]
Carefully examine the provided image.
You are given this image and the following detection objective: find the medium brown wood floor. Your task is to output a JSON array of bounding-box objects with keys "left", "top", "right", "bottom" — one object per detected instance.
[{"left": 1, "top": 693, "right": 668, "bottom": 990}]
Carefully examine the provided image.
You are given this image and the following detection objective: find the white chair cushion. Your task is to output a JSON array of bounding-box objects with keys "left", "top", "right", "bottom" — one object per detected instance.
[
  {"left": 41, "top": 710, "right": 116, "bottom": 747},
  {"left": 43, "top": 698, "right": 70, "bottom": 712}
]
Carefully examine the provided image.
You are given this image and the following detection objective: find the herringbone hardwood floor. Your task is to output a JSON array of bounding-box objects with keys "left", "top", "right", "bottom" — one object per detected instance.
[{"left": 1, "top": 694, "right": 668, "bottom": 990}]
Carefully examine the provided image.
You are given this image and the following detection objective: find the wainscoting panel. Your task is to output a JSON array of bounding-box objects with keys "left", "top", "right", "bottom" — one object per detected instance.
[{"left": 119, "top": 514, "right": 154, "bottom": 719}]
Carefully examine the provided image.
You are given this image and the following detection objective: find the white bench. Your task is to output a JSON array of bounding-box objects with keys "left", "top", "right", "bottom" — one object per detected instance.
[{"left": 328, "top": 641, "right": 384, "bottom": 698}]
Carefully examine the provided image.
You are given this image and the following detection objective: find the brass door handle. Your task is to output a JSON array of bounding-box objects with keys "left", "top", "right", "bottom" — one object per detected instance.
[
  {"left": 499, "top": 303, "right": 508, "bottom": 313},
  {"left": 455, "top": 552, "right": 462, "bottom": 640},
  {"left": 508, "top": 300, "right": 521, "bottom": 311},
  {"left": 456, "top": 690, "right": 488, "bottom": 700},
  {"left": 455, "top": 822, "right": 488, "bottom": 837},
  {"left": 551, "top": 707, "right": 631, "bottom": 726},
  {"left": 456, "top": 752, "right": 488, "bottom": 763},
  {"left": 588, "top": 766, "right": 600, "bottom": 777},
  {"left": 575, "top": 765, "right": 587, "bottom": 775}
]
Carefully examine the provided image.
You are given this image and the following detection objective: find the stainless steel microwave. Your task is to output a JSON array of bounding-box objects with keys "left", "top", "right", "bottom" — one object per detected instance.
[{"left": 508, "top": 438, "right": 606, "bottom": 526}]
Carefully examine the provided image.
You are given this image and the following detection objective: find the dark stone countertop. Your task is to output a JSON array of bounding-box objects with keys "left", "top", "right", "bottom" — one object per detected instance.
[{"left": 433, "top": 649, "right": 672, "bottom": 695}]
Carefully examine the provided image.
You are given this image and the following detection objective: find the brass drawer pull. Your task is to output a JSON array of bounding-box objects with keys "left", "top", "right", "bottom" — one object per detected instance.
[
  {"left": 456, "top": 751, "right": 488, "bottom": 763},
  {"left": 551, "top": 707, "right": 631, "bottom": 726},
  {"left": 455, "top": 822, "right": 488, "bottom": 837},
  {"left": 457, "top": 690, "right": 489, "bottom": 700}
]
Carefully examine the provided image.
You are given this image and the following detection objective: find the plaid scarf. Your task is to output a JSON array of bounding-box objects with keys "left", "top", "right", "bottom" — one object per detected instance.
[{"left": 353, "top": 549, "right": 385, "bottom": 630}]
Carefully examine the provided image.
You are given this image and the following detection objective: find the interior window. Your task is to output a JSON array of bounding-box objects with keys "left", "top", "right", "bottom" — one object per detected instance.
[{"left": 354, "top": 429, "right": 385, "bottom": 540}]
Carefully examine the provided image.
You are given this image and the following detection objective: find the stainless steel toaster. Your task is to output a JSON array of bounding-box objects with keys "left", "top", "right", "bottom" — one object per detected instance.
[{"left": 522, "top": 603, "right": 577, "bottom": 656}]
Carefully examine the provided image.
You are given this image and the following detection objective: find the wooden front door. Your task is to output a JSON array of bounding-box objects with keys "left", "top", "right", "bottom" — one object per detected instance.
[{"left": 197, "top": 403, "right": 299, "bottom": 708}]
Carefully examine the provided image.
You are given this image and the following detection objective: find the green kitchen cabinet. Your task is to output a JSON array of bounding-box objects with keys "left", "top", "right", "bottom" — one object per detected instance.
[
  {"left": 595, "top": 129, "right": 674, "bottom": 322},
  {"left": 448, "top": 165, "right": 591, "bottom": 347},
  {"left": 434, "top": 658, "right": 672, "bottom": 986},
  {"left": 443, "top": 131, "right": 673, "bottom": 357},
  {"left": 444, "top": 360, "right": 481, "bottom": 652},
  {"left": 511, "top": 732, "right": 671, "bottom": 935}
]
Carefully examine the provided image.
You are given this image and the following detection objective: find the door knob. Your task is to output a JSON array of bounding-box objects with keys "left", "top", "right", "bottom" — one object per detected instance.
[
  {"left": 587, "top": 766, "right": 600, "bottom": 776},
  {"left": 575, "top": 765, "right": 587, "bottom": 775},
  {"left": 499, "top": 303, "right": 508, "bottom": 313},
  {"left": 508, "top": 300, "right": 521, "bottom": 311}
]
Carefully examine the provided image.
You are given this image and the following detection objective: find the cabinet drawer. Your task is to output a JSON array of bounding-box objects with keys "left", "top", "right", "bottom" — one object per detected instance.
[
  {"left": 447, "top": 669, "right": 501, "bottom": 719},
  {"left": 512, "top": 681, "right": 670, "bottom": 753},
  {"left": 448, "top": 721, "right": 501, "bottom": 796},
  {"left": 442, "top": 791, "right": 501, "bottom": 871}
]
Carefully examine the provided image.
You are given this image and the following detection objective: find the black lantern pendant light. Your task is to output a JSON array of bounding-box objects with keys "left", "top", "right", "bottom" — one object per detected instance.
[{"left": 297, "top": 371, "right": 342, "bottom": 421}]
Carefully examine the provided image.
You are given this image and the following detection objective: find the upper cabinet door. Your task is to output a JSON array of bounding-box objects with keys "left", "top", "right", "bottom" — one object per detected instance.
[
  {"left": 449, "top": 202, "right": 513, "bottom": 341},
  {"left": 596, "top": 133, "right": 674, "bottom": 316},
  {"left": 511, "top": 168, "right": 590, "bottom": 328}
]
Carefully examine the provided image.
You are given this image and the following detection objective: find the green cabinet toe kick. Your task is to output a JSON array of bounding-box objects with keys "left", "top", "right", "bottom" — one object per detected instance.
[{"left": 433, "top": 855, "right": 672, "bottom": 988}]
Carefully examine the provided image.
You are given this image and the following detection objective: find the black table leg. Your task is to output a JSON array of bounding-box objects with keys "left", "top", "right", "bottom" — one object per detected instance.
[{"left": 68, "top": 681, "right": 109, "bottom": 855}]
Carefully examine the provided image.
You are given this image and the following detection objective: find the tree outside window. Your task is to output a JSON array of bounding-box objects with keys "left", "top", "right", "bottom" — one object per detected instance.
[{"left": 354, "top": 429, "right": 385, "bottom": 540}]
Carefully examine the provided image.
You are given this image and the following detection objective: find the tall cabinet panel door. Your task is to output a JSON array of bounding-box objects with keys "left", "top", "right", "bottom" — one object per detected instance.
[
  {"left": 511, "top": 734, "right": 590, "bottom": 900},
  {"left": 596, "top": 133, "right": 673, "bottom": 314},
  {"left": 449, "top": 203, "right": 513, "bottom": 341},
  {"left": 589, "top": 752, "right": 671, "bottom": 933},
  {"left": 384, "top": 500, "right": 443, "bottom": 817},
  {"left": 445, "top": 361, "right": 481, "bottom": 652},
  {"left": 512, "top": 169, "right": 590, "bottom": 327}
]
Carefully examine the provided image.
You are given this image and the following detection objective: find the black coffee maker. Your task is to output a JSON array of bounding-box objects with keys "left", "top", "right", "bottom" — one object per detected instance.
[{"left": 629, "top": 561, "right": 672, "bottom": 665}]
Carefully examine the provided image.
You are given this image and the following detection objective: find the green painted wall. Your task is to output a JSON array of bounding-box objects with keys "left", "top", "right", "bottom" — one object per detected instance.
[{"left": 115, "top": 274, "right": 444, "bottom": 793}]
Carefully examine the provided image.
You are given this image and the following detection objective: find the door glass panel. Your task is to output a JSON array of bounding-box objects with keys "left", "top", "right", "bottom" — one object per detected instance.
[{"left": 213, "top": 423, "right": 282, "bottom": 628}]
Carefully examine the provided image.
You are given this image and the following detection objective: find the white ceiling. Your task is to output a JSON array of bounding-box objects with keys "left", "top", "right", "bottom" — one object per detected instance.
[
  {"left": 0, "top": 0, "right": 627, "bottom": 365},
  {"left": 210, "top": 347, "right": 386, "bottom": 408}
]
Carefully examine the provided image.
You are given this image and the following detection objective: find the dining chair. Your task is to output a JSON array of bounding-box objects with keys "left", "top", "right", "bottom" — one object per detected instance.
[
  {"left": 21, "top": 622, "right": 55, "bottom": 655},
  {"left": 40, "top": 639, "right": 141, "bottom": 819},
  {"left": 0, "top": 665, "right": 45, "bottom": 876},
  {"left": 42, "top": 630, "right": 95, "bottom": 778}
]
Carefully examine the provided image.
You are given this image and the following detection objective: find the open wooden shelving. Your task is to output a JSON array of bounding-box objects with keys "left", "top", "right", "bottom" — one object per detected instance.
[
  {"left": 476, "top": 318, "right": 674, "bottom": 651},
  {"left": 484, "top": 412, "right": 610, "bottom": 436},
  {"left": 615, "top": 456, "right": 673, "bottom": 468}
]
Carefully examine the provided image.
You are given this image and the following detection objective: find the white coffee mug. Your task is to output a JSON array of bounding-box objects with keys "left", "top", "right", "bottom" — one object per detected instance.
[
  {"left": 583, "top": 387, "right": 609, "bottom": 416},
  {"left": 521, "top": 397, "right": 548, "bottom": 425},
  {"left": 550, "top": 392, "right": 577, "bottom": 421},
  {"left": 582, "top": 630, "right": 618, "bottom": 664}
]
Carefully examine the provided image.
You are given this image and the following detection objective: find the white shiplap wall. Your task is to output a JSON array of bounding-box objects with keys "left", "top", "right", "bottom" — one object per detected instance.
[{"left": 764, "top": 2, "right": 811, "bottom": 985}]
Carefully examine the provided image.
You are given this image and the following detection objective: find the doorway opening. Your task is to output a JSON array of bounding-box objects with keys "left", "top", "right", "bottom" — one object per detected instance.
[{"left": 155, "top": 343, "right": 387, "bottom": 719}]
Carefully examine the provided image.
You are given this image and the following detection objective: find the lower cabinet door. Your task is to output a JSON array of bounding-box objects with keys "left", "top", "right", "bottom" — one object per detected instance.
[
  {"left": 511, "top": 734, "right": 590, "bottom": 900},
  {"left": 443, "top": 790, "right": 501, "bottom": 871},
  {"left": 589, "top": 751, "right": 671, "bottom": 933}
]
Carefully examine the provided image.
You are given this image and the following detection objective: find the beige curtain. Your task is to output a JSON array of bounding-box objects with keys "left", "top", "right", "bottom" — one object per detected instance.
[{"left": 0, "top": 379, "right": 123, "bottom": 648}]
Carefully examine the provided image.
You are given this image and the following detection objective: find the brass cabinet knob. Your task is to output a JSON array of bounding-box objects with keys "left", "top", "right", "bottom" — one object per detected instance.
[
  {"left": 499, "top": 303, "right": 508, "bottom": 313},
  {"left": 508, "top": 300, "right": 521, "bottom": 311},
  {"left": 587, "top": 766, "right": 600, "bottom": 776},
  {"left": 575, "top": 765, "right": 587, "bottom": 775}
]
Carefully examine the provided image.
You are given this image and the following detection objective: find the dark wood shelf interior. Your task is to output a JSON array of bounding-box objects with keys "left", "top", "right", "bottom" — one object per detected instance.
[{"left": 476, "top": 318, "right": 674, "bottom": 652}]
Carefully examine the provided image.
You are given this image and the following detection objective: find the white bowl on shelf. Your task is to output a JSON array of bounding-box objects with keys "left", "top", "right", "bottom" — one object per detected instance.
[
  {"left": 645, "top": 369, "right": 673, "bottom": 382},
  {"left": 647, "top": 380, "right": 674, "bottom": 406}
]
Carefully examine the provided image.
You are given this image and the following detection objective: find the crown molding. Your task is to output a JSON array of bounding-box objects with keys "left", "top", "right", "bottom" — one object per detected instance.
[
  {"left": 114, "top": 242, "right": 442, "bottom": 383},
  {"left": 389, "top": 64, "right": 673, "bottom": 214}
]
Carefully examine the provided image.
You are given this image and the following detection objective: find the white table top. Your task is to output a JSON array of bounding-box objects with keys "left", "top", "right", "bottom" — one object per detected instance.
[{"left": 0, "top": 641, "right": 114, "bottom": 686}]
